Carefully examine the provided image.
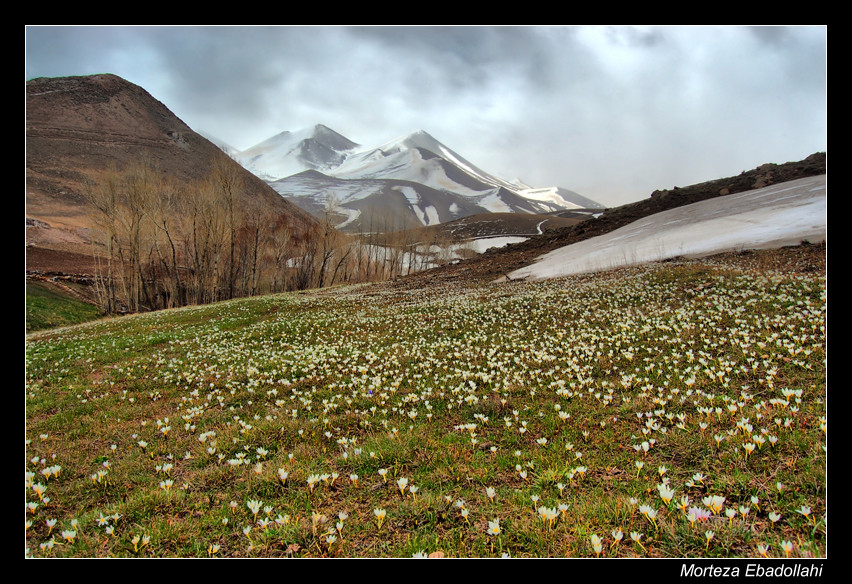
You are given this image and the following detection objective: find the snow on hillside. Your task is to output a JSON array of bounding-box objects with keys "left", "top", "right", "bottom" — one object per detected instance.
[
  {"left": 518, "top": 186, "right": 605, "bottom": 211},
  {"left": 232, "top": 125, "right": 605, "bottom": 218},
  {"left": 331, "top": 145, "right": 489, "bottom": 197},
  {"left": 327, "top": 130, "right": 503, "bottom": 199},
  {"left": 239, "top": 125, "right": 358, "bottom": 180},
  {"left": 476, "top": 192, "right": 514, "bottom": 213},
  {"left": 376, "top": 130, "right": 519, "bottom": 191},
  {"left": 334, "top": 130, "right": 602, "bottom": 211},
  {"left": 403, "top": 236, "right": 531, "bottom": 272},
  {"left": 503, "top": 175, "right": 826, "bottom": 282},
  {"left": 459, "top": 236, "right": 529, "bottom": 254}
]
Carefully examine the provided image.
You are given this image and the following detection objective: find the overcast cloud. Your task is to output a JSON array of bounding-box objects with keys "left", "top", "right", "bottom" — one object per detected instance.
[{"left": 25, "top": 25, "right": 827, "bottom": 207}]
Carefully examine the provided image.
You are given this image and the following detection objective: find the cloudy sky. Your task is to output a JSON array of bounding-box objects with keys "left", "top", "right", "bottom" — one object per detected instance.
[{"left": 25, "top": 25, "right": 826, "bottom": 207}]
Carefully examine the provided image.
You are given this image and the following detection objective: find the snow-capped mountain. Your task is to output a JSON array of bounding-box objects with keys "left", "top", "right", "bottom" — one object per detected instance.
[
  {"left": 238, "top": 124, "right": 359, "bottom": 180},
  {"left": 233, "top": 125, "right": 604, "bottom": 231}
]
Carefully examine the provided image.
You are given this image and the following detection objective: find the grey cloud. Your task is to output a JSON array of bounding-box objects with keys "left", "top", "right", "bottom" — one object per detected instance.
[{"left": 25, "top": 25, "right": 826, "bottom": 207}]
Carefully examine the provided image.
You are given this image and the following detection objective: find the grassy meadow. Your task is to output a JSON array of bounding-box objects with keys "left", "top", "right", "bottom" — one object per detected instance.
[
  {"left": 26, "top": 280, "right": 103, "bottom": 333},
  {"left": 25, "top": 254, "right": 827, "bottom": 558}
]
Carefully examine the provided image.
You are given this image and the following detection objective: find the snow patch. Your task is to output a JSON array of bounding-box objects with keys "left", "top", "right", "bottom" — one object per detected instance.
[
  {"left": 504, "top": 175, "right": 826, "bottom": 282},
  {"left": 460, "top": 236, "right": 529, "bottom": 254},
  {"left": 424, "top": 205, "right": 440, "bottom": 226},
  {"left": 477, "top": 192, "right": 513, "bottom": 213},
  {"left": 400, "top": 186, "right": 420, "bottom": 204},
  {"left": 335, "top": 208, "right": 362, "bottom": 230}
]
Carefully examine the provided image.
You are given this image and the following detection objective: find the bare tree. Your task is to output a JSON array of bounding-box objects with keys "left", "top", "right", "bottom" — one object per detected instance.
[
  {"left": 84, "top": 167, "right": 123, "bottom": 314},
  {"left": 267, "top": 222, "right": 292, "bottom": 293},
  {"left": 208, "top": 157, "right": 244, "bottom": 300},
  {"left": 84, "top": 159, "right": 160, "bottom": 313},
  {"left": 146, "top": 171, "right": 184, "bottom": 308},
  {"left": 315, "top": 194, "right": 342, "bottom": 288},
  {"left": 83, "top": 154, "right": 358, "bottom": 311},
  {"left": 184, "top": 172, "right": 229, "bottom": 304}
]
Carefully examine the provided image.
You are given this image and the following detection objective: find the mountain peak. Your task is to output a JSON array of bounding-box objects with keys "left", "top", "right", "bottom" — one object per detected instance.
[
  {"left": 237, "top": 124, "right": 359, "bottom": 178},
  {"left": 311, "top": 123, "right": 337, "bottom": 134},
  {"left": 377, "top": 129, "right": 444, "bottom": 156},
  {"left": 307, "top": 124, "right": 359, "bottom": 149},
  {"left": 236, "top": 123, "right": 605, "bottom": 223},
  {"left": 409, "top": 129, "right": 435, "bottom": 139}
]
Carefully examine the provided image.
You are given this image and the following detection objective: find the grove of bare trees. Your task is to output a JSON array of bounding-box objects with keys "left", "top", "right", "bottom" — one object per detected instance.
[{"left": 83, "top": 157, "right": 455, "bottom": 315}]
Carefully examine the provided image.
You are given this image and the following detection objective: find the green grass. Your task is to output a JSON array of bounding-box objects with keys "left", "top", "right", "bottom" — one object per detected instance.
[
  {"left": 25, "top": 256, "right": 827, "bottom": 558},
  {"left": 26, "top": 281, "right": 103, "bottom": 333}
]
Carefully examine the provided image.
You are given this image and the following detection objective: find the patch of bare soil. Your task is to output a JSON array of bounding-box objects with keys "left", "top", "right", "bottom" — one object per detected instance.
[{"left": 26, "top": 246, "right": 100, "bottom": 276}]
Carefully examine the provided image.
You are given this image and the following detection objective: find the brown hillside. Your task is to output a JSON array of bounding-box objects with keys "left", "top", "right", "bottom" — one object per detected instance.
[
  {"left": 26, "top": 74, "right": 319, "bottom": 274},
  {"left": 420, "top": 212, "right": 585, "bottom": 241}
]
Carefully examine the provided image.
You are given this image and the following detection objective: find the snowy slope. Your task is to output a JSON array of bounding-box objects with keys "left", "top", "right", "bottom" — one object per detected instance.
[
  {"left": 233, "top": 125, "right": 603, "bottom": 229},
  {"left": 329, "top": 131, "right": 496, "bottom": 197},
  {"left": 328, "top": 129, "right": 601, "bottom": 211},
  {"left": 266, "top": 170, "right": 492, "bottom": 231},
  {"left": 518, "top": 186, "right": 605, "bottom": 211},
  {"left": 502, "top": 175, "right": 826, "bottom": 282},
  {"left": 238, "top": 124, "right": 358, "bottom": 180}
]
